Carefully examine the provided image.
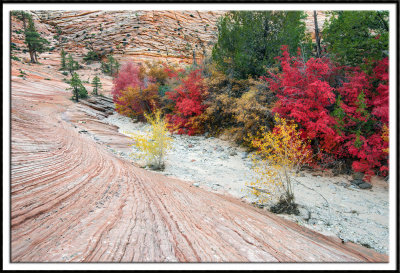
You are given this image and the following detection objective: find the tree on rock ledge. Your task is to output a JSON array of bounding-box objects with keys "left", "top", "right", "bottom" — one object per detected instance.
[
  {"left": 68, "top": 72, "right": 88, "bottom": 102},
  {"left": 24, "top": 16, "right": 49, "bottom": 63},
  {"left": 91, "top": 75, "right": 102, "bottom": 95}
]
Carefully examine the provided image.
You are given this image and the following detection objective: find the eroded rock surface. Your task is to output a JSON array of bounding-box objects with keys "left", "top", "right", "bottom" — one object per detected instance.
[
  {"left": 32, "top": 10, "right": 225, "bottom": 64},
  {"left": 13, "top": 10, "right": 328, "bottom": 66}
]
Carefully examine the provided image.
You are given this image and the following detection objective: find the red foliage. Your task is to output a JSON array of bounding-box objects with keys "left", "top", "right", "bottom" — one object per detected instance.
[
  {"left": 371, "top": 57, "right": 389, "bottom": 124},
  {"left": 265, "top": 45, "right": 340, "bottom": 154},
  {"left": 266, "top": 46, "right": 389, "bottom": 180},
  {"left": 166, "top": 69, "right": 208, "bottom": 135},
  {"left": 336, "top": 58, "right": 389, "bottom": 180},
  {"left": 112, "top": 62, "right": 158, "bottom": 119},
  {"left": 111, "top": 62, "right": 146, "bottom": 102}
]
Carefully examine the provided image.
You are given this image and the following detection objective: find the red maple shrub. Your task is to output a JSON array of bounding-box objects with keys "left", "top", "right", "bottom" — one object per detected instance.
[
  {"left": 112, "top": 62, "right": 146, "bottom": 102},
  {"left": 166, "top": 68, "right": 208, "bottom": 135},
  {"left": 334, "top": 57, "right": 389, "bottom": 180},
  {"left": 112, "top": 62, "right": 159, "bottom": 120},
  {"left": 266, "top": 46, "right": 389, "bottom": 180},
  {"left": 265, "top": 45, "right": 341, "bottom": 155}
]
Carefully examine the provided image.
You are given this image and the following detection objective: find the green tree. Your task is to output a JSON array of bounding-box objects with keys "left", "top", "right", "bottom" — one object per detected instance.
[
  {"left": 24, "top": 16, "right": 50, "bottom": 63},
  {"left": 66, "top": 54, "right": 79, "bottom": 75},
  {"left": 83, "top": 50, "right": 101, "bottom": 63},
  {"left": 101, "top": 54, "right": 120, "bottom": 75},
  {"left": 211, "top": 11, "right": 310, "bottom": 79},
  {"left": 91, "top": 75, "right": 102, "bottom": 95},
  {"left": 11, "top": 10, "right": 31, "bottom": 30},
  {"left": 68, "top": 72, "right": 87, "bottom": 102},
  {"left": 60, "top": 48, "right": 67, "bottom": 70},
  {"left": 322, "top": 11, "right": 389, "bottom": 67},
  {"left": 54, "top": 26, "right": 63, "bottom": 45}
]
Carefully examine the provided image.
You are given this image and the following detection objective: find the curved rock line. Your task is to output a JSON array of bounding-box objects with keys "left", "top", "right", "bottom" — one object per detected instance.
[{"left": 10, "top": 71, "right": 388, "bottom": 262}]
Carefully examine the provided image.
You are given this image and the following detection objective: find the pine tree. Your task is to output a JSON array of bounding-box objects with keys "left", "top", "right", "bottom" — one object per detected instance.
[
  {"left": 91, "top": 75, "right": 102, "bottom": 95},
  {"left": 322, "top": 11, "right": 389, "bottom": 67},
  {"left": 11, "top": 10, "right": 31, "bottom": 30},
  {"left": 212, "top": 11, "right": 311, "bottom": 79},
  {"left": 66, "top": 54, "right": 79, "bottom": 75},
  {"left": 68, "top": 72, "right": 87, "bottom": 102},
  {"left": 24, "top": 16, "right": 49, "bottom": 63},
  {"left": 69, "top": 72, "right": 81, "bottom": 102},
  {"left": 101, "top": 54, "right": 120, "bottom": 75},
  {"left": 60, "top": 48, "right": 67, "bottom": 70}
]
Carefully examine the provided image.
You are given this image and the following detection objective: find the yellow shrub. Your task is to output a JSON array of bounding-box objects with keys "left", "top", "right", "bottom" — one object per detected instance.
[
  {"left": 144, "top": 61, "right": 169, "bottom": 84},
  {"left": 115, "top": 84, "right": 159, "bottom": 120},
  {"left": 125, "top": 109, "right": 172, "bottom": 170},
  {"left": 232, "top": 79, "right": 275, "bottom": 145},
  {"left": 382, "top": 124, "right": 389, "bottom": 154},
  {"left": 246, "top": 115, "right": 312, "bottom": 205}
]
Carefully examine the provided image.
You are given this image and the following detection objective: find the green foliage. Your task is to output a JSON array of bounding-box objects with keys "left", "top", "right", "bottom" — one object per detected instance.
[
  {"left": 91, "top": 75, "right": 102, "bottom": 95},
  {"left": 11, "top": 42, "right": 18, "bottom": 51},
  {"left": 11, "top": 55, "right": 21, "bottom": 61},
  {"left": 66, "top": 54, "right": 79, "bottom": 75},
  {"left": 158, "top": 85, "right": 169, "bottom": 97},
  {"left": 18, "top": 69, "right": 27, "bottom": 78},
  {"left": 60, "top": 48, "right": 67, "bottom": 70},
  {"left": 67, "top": 72, "right": 87, "bottom": 102},
  {"left": 79, "top": 85, "right": 88, "bottom": 99},
  {"left": 322, "top": 11, "right": 389, "bottom": 67},
  {"left": 212, "top": 11, "right": 310, "bottom": 79},
  {"left": 24, "top": 16, "right": 50, "bottom": 63},
  {"left": 11, "top": 10, "right": 31, "bottom": 25},
  {"left": 83, "top": 50, "right": 101, "bottom": 63},
  {"left": 101, "top": 54, "right": 120, "bottom": 75}
]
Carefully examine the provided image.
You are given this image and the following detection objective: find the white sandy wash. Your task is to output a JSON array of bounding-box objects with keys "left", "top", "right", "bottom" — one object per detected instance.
[{"left": 102, "top": 113, "right": 389, "bottom": 255}]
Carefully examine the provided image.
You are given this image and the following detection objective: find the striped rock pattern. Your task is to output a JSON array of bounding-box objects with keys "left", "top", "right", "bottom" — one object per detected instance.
[
  {"left": 32, "top": 10, "right": 225, "bottom": 65},
  {"left": 18, "top": 10, "right": 327, "bottom": 66},
  {"left": 9, "top": 61, "right": 388, "bottom": 263}
]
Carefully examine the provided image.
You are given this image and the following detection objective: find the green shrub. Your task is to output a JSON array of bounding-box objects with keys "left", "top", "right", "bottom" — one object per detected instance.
[
  {"left": 83, "top": 50, "right": 101, "bottom": 63},
  {"left": 78, "top": 85, "right": 88, "bottom": 99},
  {"left": 101, "top": 54, "right": 120, "bottom": 75}
]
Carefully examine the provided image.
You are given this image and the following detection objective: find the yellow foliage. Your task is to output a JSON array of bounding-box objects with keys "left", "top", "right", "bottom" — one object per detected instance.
[
  {"left": 202, "top": 76, "right": 276, "bottom": 145},
  {"left": 246, "top": 115, "right": 312, "bottom": 205},
  {"left": 115, "top": 84, "right": 159, "bottom": 120},
  {"left": 144, "top": 61, "right": 169, "bottom": 84},
  {"left": 125, "top": 109, "right": 172, "bottom": 170},
  {"left": 232, "top": 84, "right": 274, "bottom": 145},
  {"left": 382, "top": 124, "right": 389, "bottom": 154}
]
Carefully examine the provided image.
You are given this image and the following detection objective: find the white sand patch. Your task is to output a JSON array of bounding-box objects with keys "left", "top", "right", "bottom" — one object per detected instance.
[{"left": 103, "top": 112, "right": 389, "bottom": 254}]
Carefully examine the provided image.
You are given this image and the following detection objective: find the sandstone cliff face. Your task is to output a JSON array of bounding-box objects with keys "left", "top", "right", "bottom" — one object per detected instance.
[
  {"left": 13, "top": 10, "right": 328, "bottom": 65},
  {"left": 31, "top": 10, "right": 225, "bottom": 64}
]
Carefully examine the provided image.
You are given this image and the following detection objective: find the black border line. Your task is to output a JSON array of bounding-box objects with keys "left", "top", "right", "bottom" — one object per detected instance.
[{"left": 3, "top": 0, "right": 399, "bottom": 271}]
